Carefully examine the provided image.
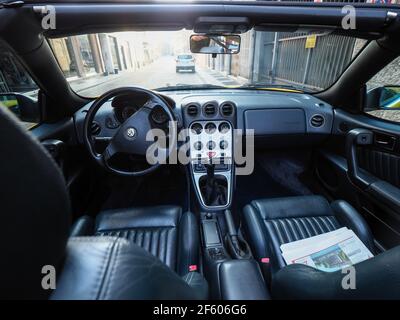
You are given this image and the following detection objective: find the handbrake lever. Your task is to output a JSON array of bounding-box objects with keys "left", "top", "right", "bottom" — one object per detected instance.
[{"left": 224, "top": 210, "right": 252, "bottom": 259}]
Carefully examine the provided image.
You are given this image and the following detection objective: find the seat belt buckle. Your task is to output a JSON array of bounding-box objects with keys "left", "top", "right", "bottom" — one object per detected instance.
[
  {"left": 189, "top": 265, "right": 197, "bottom": 272},
  {"left": 260, "top": 258, "right": 272, "bottom": 285}
]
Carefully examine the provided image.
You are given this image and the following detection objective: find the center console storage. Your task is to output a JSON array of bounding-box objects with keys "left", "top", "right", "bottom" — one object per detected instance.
[
  {"left": 200, "top": 212, "right": 269, "bottom": 299},
  {"left": 201, "top": 217, "right": 229, "bottom": 262}
]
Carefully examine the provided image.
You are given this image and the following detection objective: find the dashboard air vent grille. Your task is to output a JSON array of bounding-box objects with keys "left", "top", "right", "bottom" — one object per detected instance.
[
  {"left": 203, "top": 103, "right": 217, "bottom": 116},
  {"left": 186, "top": 104, "right": 199, "bottom": 117},
  {"left": 91, "top": 122, "right": 101, "bottom": 135},
  {"left": 310, "top": 115, "right": 325, "bottom": 128},
  {"left": 220, "top": 102, "right": 235, "bottom": 117}
]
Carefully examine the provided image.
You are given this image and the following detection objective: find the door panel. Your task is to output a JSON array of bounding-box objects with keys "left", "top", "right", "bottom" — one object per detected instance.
[
  {"left": 357, "top": 147, "right": 400, "bottom": 188},
  {"left": 315, "top": 109, "right": 400, "bottom": 249}
]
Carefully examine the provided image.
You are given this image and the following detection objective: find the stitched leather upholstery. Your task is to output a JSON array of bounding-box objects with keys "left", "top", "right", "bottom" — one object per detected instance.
[
  {"left": 272, "top": 246, "right": 400, "bottom": 300},
  {"left": 243, "top": 195, "right": 375, "bottom": 272},
  {"left": 52, "top": 237, "right": 208, "bottom": 300},
  {"left": 72, "top": 206, "right": 200, "bottom": 276}
]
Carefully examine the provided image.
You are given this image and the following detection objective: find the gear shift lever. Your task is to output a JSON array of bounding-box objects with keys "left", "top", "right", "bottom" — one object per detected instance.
[
  {"left": 200, "top": 163, "right": 227, "bottom": 206},
  {"left": 205, "top": 163, "right": 215, "bottom": 181},
  {"left": 204, "top": 163, "right": 215, "bottom": 204}
]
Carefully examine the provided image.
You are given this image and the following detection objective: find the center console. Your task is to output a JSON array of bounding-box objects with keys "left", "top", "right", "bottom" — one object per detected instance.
[
  {"left": 182, "top": 100, "right": 269, "bottom": 300},
  {"left": 188, "top": 120, "right": 233, "bottom": 210}
]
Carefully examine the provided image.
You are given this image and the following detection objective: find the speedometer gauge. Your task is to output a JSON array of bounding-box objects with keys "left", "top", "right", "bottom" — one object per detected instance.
[{"left": 151, "top": 106, "right": 169, "bottom": 125}]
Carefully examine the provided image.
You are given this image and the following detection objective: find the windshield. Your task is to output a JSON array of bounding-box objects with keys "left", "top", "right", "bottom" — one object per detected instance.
[{"left": 48, "top": 30, "right": 366, "bottom": 97}]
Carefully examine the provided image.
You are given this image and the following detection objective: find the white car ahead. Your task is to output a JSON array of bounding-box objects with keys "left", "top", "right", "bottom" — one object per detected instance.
[{"left": 176, "top": 54, "right": 195, "bottom": 73}]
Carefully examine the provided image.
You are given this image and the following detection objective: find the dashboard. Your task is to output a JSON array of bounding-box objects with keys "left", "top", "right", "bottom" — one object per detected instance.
[
  {"left": 72, "top": 88, "right": 334, "bottom": 210},
  {"left": 73, "top": 89, "right": 334, "bottom": 147}
]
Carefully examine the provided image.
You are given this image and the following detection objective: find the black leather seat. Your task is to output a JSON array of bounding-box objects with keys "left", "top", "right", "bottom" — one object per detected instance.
[
  {"left": 243, "top": 195, "right": 400, "bottom": 299},
  {"left": 52, "top": 236, "right": 207, "bottom": 300},
  {"left": 71, "top": 206, "right": 199, "bottom": 276},
  {"left": 243, "top": 195, "right": 376, "bottom": 272},
  {"left": 0, "top": 105, "right": 207, "bottom": 300}
]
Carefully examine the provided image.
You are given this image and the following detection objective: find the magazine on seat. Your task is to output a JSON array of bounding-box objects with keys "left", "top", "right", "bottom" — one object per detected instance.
[{"left": 280, "top": 227, "right": 374, "bottom": 272}]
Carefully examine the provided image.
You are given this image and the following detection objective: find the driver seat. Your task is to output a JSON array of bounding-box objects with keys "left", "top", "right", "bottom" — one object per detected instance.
[
  {"left": 0, "top": 104, "right": 207, "bottom": 299},
  {"left": 71, "top": 206, "right": 200, "bottom": 276}
]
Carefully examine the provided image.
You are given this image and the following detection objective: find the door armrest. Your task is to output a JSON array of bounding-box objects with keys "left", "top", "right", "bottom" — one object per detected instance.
[{"left": 367, "top": 180, "right": 400, "bottom": 213}]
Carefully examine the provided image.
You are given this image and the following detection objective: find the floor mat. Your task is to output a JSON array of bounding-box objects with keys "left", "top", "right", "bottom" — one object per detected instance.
[
  {"left": 234, "top": 151, "right": 315, "bottom": 217},
  {"left": 234, "top": 161, "right": 296, "bottom": 218},
  {"left": 257, "top": 151, "right": 313, "bottom": 196},
  {"left": 101, "top": 165, "right": 189, "bottom": 212}
]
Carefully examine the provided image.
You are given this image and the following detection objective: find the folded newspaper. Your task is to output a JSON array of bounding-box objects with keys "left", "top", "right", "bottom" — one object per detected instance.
[{"left": 280, "top": 227, "right": 374, "bottom": 272}]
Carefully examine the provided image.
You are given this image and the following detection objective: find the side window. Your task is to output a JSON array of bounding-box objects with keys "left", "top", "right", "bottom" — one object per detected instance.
[
  {"left": 365, "top": 56, "right": 400, "bottom": 123},
  {"left": 0, "top": 43, "right": 40, "bottom": 129}
]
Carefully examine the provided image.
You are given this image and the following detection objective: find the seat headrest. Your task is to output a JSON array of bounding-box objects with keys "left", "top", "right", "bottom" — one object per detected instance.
[{"left": 0, "top": 107, "right": 70, "bottom": 299}]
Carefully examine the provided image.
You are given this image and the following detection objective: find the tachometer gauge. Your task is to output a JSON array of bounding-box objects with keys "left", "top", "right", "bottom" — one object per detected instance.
[{"left": 121, "top": 106, "right": 137, "bottom": 121}]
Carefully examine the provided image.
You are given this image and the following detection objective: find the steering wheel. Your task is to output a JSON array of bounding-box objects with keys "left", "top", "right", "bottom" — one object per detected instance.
[{"left": 83, "top": 87, "right": 177, "bottom": 176}]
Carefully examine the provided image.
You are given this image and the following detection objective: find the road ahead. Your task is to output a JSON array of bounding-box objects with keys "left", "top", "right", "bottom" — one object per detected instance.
[{"left": 74, "top": 56, "right": 224, "bottom": 97}]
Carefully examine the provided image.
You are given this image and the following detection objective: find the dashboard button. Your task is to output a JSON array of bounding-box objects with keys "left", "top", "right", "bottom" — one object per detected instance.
[
  {"left": 205, "top": 123, "right": 217, "bottom": 134},
  {"left": 194, "top": 141, "right": 203, "bottom": 151},
  {"left": 220, "top": 140, "right": 228, "bottom": 149},
  {"left": 207, "top": 141, "right": 216, "bottom": 150},
  {"left": 218, "top": 122, "right": 230, "bottom": 133},
  {"left": 207, "top": 151, "right": 216, "bottom": 158},
  {"left": 191, "top": 123, "right": 202, "bottom": 134}
]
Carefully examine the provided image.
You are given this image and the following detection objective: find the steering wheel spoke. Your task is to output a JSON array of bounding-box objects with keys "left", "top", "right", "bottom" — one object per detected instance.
[
  {"left": 143, "top": 99, "right": 162, "bottom": 110},
  {"left": 102, "top": 142, "right": 117, "bottom": 162}
]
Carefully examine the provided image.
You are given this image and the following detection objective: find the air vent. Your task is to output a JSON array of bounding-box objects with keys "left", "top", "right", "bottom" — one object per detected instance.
[
  {"left": 220, "top": 102, "right": 235, "bottom": 117},
  {"left": 310, "top": 115, "right": 325, "bottom": 128},
  {"left": 203, "top": 103, "right": 217, "bottom": 117},
  {"left": 186, "top": 104, "right": 199, "bottom": 117},
  {"left": 91, "top": 122, "right": 101, "bottom": 135}
]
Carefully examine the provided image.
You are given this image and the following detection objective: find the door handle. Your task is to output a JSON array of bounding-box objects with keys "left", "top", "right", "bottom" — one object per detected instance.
[
  {"left": 374, "top": 133, "right": 396, "bottom": 151},
  {"left": 375, "top": 140, "right": 389, "bottom": 145},
  {"left": 346, "top": 128, "right": 374, "bottom": 190}
]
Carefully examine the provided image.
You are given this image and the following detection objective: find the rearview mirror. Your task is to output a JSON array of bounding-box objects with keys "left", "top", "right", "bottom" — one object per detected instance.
[
  {"left": 0, "top": 93, "right": 40, "bottom": 123},
  {"left": 190, "top": 34, "right": 240, "bottom": 54},
  {"left": 365, "top": 86, "right": 400, "bottom": 111}
]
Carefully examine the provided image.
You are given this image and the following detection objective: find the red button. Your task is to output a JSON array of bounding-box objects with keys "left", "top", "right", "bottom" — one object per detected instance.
[
  {"left": 261, "top": 258, "right": 270, "bottom": 264},
  {"left": 207, "top": 152, "right": 216, "bottom": 158},
  {"left": 189, "top": 265, "right": 197, "bottom": 272}
]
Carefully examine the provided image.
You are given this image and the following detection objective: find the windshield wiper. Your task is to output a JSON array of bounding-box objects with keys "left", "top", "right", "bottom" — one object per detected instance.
[
  {"left": 240, "top": 83, "right": 306, "bottom": 92},
  {"left": 155, "top": 84, "right": 227, "bottom": 91}
]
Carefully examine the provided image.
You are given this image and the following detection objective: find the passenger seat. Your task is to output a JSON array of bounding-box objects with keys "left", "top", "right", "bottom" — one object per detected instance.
[
  {"left": 243, "top": 195, "right": 400, "bottom": 299},
  {"left": 242, "top": 195, "right": 376, "bottom": 273}
]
